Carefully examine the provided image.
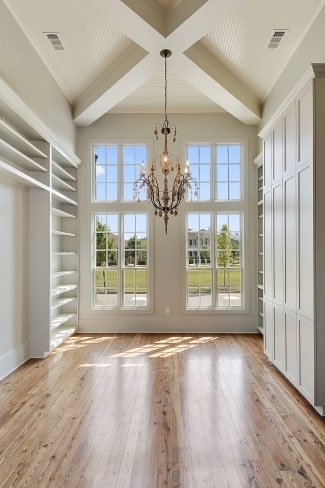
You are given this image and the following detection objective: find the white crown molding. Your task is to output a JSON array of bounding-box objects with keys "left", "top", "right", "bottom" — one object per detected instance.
[{"left": 257, "top": 64, "right": 323, "bottom": 139}]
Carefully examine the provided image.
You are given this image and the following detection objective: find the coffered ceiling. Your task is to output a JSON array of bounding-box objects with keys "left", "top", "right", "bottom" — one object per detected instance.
[{"left": 4, "top": 0, "right": 324, "bottom": 126}]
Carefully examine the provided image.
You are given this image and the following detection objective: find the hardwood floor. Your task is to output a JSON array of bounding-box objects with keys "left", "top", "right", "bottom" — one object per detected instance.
[{"left": 0, "top": 333, "right": 325, "bottom": 488}]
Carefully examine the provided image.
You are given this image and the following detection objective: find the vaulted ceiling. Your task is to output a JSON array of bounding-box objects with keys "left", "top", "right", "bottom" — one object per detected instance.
[{"left": 4, "top": 0, "right": 324, "bottom": 126}]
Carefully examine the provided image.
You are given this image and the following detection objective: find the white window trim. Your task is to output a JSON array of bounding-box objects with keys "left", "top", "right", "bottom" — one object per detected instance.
[
  {"left": 180, "top": 138, "right": 250, "bottom": 315},
  {"left": 88, "top": 139, "right": 155, "bottom": 314}
]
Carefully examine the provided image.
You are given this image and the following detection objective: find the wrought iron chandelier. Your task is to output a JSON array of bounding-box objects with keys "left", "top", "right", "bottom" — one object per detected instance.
[{"left": 133, "top": 49, "right": 198, "bottom": 234}]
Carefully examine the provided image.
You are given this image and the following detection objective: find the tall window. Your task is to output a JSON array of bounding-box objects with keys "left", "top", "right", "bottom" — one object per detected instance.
[
  {"left": 185, "top": 143, "right": 244, "bottom": 310},
  {"left": 94, "top": 213, "right": 148, "bottom": 308},
  {"left": 92, "top": 143, "right": 149, "bottom": 309}
]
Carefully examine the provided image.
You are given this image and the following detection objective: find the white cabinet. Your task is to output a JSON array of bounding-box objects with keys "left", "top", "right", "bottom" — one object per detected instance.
[
  {"left": 0, "top": 88, "right": 81, "bottom": 357},
  {"left": 259, "top": 64, "right": 325, "bottom": 415}
]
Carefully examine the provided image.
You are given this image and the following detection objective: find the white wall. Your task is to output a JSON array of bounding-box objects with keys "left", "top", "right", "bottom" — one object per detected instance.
[
  {"left": 0, "top": 1, "right": 76, "bottom": 152},
  {"left": 77, "top": 112, "right": 258, "bottom": 333},
  {"left": 0, "top": 175, "right": 29, "bottom": 379}
]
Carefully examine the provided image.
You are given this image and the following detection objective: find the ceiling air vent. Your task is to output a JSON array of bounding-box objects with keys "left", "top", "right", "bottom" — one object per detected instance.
[
  {"left": 267, "top": 30, "right": 288, "bottom": 49},
  {"left": 44, "top": 33, "right": 64, "bottom": 50}
]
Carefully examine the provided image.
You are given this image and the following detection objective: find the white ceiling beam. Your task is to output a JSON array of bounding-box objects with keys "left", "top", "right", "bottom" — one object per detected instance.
[
  {"left": 167, "top": 0, "right": 243, "bottom": 51},
  {"left": 74, "top": 0, "right": 260, "bottom": 126},
  {"left": 74, "top": 48, "right": 161, "bottom": 126},
  {"left": 178, "top": 45, "right": 261, "bottom": 124}
]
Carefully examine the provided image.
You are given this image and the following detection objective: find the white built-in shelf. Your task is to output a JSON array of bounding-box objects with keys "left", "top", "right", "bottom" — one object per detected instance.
[
  {"left": 51, "top": 284, "right": 78, "bottom": 296},
  {"left": 52, "top": 207, "right": 76, "bottom": 219},
  {"left": 52, "top": 174, "right": 76, "bottom": 192},
  {"left": 1, "top": 80, "right": 80, "bottom": 358},
  {"left": 0, "top": 116, "right": 47, "bottom": 159},
  {"left": 257, "top": 324, "right": 264, "bottom": 334},
  {"left": 51, "top": 326, "right": 76, "bottom": 349},
  {"left": 0, "top": 159, "right": 50, "bottom": 190},
  {"left": 52, "top": 230, "right": 76, "bottom": 237},
  {"left": 51, "top": 313, "right": 76, "bottom": 330},
  {"left": 51, "top": 297, "right": 76, "bottom": 310},
  {"left": 52, "top": 270, "right": 76, "bottom": 278},
  {"left": 254, "top": 152, "right": 264, "bottom": 336},
  {"left": 52, "top": 160, "right": 76, "bottom": 181},
  {"left": 0, "top": 138, "right": 47, "bottom": 172},
  {"left": 52, "top": 189, "right": 77, "bottom": 206},
  {"left": 52, "top": 146, "right": 79, "bottom": 169}
]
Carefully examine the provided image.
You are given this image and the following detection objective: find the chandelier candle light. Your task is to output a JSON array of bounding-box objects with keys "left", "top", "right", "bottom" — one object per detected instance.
[{"left": 133, "top": 49, "right": 198, "bottom": 234}]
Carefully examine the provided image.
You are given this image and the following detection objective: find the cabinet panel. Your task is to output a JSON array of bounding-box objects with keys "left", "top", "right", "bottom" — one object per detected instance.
[
  {"left": 284, "top": 175, "right": 296, "bottom": 310},
  {"left": 284, "top": 103, "right": 296, "bottom": 175},
  {"left": 298, "top": 316, "right": 314, "bottom": 402},
  {"left": 264, "top": 134, "right": 272, "bottom": 188},
  {"left": 272, "top": 183, "right": 283, "bottom": 304},
  {"left": 263, "top": 190, "right": 272, "bottom": 300},
  {"left": 264, "top": 300, "right": 273, "bottom": 359},
  {"left": 260, "top": 66, "right": 325, "bottom": 415},
  {"left": 273, "top": 120, "right": 283, "bottom": 182},
  {"left": 297, "top": 165, "right": 313, "bottom": 319},
  {"left": 284, "top": 309, "right": 297, "bottom": 384},
  {"left": 273, "top": 305, "right": 285, "bottom": 371},
  {"left": 297, "top": 82, "right": 313, "bottom": 166}
]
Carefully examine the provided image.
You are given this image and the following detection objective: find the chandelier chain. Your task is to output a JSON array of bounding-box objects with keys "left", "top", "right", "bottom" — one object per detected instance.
[{"left": 133, "top": 48, "right": 198, "bottom": 234}]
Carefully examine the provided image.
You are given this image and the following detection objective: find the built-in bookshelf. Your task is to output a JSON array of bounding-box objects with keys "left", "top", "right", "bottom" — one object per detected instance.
[
  {"left": 0, "top": 88, "right": 81, "bottom": 357},
  {"left": 254, "top": 152, "right": 264, "bottom": 335}
]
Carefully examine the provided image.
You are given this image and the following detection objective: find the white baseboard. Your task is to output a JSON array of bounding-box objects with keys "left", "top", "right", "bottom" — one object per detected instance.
[{"left": 0, "top": 341, "right": 29, "bottom": 381}]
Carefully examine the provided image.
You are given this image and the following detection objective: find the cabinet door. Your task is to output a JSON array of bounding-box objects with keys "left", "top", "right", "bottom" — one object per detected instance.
[
  {"left": 297, "top": 81, "right": 313, "bottom": 167},
  {"left": 272, "top": 120, "right": 283, "bottom": 182},
  {"left": 284, "top": 309, "right": 298, "bottom": 384},
  {"left": 272, "top": 182, "right": 283, "bottom": 305},
  {"left": 298, "top": 315, "right": 314, "bottom": 403},
  {"left": 264, "top": 300, "right": 273, "bottom": 360},
  {"left": 284, "top": 175, "right": 296, "bottom": 310},
  {"left": 273, "top": 305, "right": 285, "bottom": 371},
  {"left": 264, "top": 134, "right": 272, "bottom": 188},
  {"left": 297, "top": 164, "right": 313, "bottom": 319},
  {"left": 283, "top": 102, "right": 296, "bottom": 175}
]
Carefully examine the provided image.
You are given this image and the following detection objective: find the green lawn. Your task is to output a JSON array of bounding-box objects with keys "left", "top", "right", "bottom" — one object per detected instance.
[
  {"left": 96, "top": 267, "right": 241, "bottom": 293},
  {"left": 187, "top": 268, "right": 241, "bottom": 292},
  {"left": 96, "top": 268, "right": 147, "bottom": 291}
]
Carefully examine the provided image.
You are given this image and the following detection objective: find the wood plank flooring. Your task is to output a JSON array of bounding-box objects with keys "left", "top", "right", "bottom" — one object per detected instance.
[{"left": 0, "top": 333, "right": 325, "bottom": 487}]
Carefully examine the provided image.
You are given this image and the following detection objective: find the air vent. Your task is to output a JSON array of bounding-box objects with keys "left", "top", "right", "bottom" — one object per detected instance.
[
  {"left": 44, "top": 33, "right": 64, "bottom": 50},
  {"left": 267, "top": 30, "right": 288, "bottom": 49}
]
